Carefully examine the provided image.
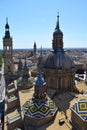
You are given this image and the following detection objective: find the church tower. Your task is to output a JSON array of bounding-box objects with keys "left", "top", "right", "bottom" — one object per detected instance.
[
  {"left": 33, "top": 42, "right": 37, "bottom": 62},
  {"left": 3, "top": 18, "right": 14, "bottom": 81}
]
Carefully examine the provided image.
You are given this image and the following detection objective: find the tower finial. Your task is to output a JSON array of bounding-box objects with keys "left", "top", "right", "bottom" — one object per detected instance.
[
  {"left": 5, "top": 17, "right": 9, "bottom": 29},
  {"left": 55, "top": 12, "right": 60, "bottom": 30},
  {"left": 6, "top": 17, "right": 8, "bottom": 24}
]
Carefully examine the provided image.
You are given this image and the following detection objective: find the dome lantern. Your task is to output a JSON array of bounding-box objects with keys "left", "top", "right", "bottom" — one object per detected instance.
[{"left": 52, "top": 14, "right": 63, "bottom": 51}]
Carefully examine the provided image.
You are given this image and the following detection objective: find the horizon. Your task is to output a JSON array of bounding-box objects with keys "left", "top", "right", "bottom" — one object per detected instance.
[{"left": 1, "top": 47, "right": 87, "bottom": 51}]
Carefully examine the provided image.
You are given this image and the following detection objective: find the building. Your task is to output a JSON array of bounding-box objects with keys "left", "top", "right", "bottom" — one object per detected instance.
[
  {"left": 42, "top": 15, "right": 75, "bottom": 92},
  {"left": 23, "top": 73, "right": 57, "bottom": 127},
  {"left": 4, "top": 82, "right": 23, "bottom": 130},
  {"left": 17, "top": 59, "right": 34, "bottom": 90},
  {"left": 3, "top": 18, "right": 14, "bottom": 84}
]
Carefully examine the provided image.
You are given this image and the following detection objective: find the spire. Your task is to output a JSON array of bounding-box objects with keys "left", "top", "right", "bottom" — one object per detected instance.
[
  {"left": 22, "top": 58, "right": 30, "bottom": 79},
  {"left": 41, "top": 46, "right": 42, "bottom": 55},
  {"left": 5, "top": 17, "right": 9, "bottom": 29},
  {"left": 53, "top": 13, "right": 63, "bottom": 35},
  {"left": 40, "top": 46, "right": 43, "bottom": 58},
  {"left": 4, "top": 17, "right": 10, "bottom": 38},
  {"left": 55, "top": 12, "right": 59, "bottom": 30},
  {"left": 18, "top": 58, "right": 23, "bottom": 69},
  {"left": 34, "top": 41, "right": 36, "bottom": 47},
  {"left": 6, "top": 17, "right": 8, "bottom": 23},
  {"left": 34, "top": 41, "right": 36, "bottom": 52},
  {"left": 23, "top": 58, "right": 29, "bottom": 69},
  {"left": 52, "top": 13, "right": 63, "bottom": 51}
]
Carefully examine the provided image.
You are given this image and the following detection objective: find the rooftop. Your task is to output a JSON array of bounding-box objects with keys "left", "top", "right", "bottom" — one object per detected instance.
[{"left": 4, "top": 80, "right": 87, "bottom": 130}]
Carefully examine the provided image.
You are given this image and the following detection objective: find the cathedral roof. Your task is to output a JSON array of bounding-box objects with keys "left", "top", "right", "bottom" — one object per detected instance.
[{"left": 23, "top": 99, "right": 57, "bottom": 121}]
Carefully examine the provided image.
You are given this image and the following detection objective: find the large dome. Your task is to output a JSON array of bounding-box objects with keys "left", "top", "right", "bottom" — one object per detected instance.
[
  {"left": 43, "top": 50, "right": 74, "bottom": 70},
  {"left": 40, "top": 15, "right": 75, "bottom": 92}
]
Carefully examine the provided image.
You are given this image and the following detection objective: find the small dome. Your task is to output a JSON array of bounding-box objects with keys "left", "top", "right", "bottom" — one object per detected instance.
[
  {"left": 34, "top": 74, "right": 46, "bottom": 86},
  {"left": 5, "top": 23, "right": 9, "bottom": 29},
  {"left": 43, "top": 50, "right": 74, "bottom": 70}
]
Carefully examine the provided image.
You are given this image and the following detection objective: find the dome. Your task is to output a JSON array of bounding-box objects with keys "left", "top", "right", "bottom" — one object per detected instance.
[
  {"left": 43, "top": 50, "right": 74, "bottom": 70},
  {"left": 33, "top": 74, "right": 46, "bottom": 86}
]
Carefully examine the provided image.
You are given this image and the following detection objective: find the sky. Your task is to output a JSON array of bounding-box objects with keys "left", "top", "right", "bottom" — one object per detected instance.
[{"left": 0, "top": 0, "right": 87, "bottom": 49}]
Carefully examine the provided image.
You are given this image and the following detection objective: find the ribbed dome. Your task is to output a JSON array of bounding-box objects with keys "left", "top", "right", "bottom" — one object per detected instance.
[{"left": 43, "top": 50, "right": 74, "bottom": 70}]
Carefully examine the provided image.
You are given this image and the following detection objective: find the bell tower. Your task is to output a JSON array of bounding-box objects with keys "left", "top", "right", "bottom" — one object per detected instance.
[{"left": 3, "top": 18, "right": 14, "bottom": 81}]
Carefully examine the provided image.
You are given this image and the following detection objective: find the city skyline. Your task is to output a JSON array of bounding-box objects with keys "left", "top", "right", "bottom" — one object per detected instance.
[{"left": 0, "top": 0, "right": 87, "bottom": 49}]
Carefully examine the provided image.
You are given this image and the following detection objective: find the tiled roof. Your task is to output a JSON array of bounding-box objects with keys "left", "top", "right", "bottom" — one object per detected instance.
[{"left": 71, "top": 95, "right": 87, "bottom": 121}]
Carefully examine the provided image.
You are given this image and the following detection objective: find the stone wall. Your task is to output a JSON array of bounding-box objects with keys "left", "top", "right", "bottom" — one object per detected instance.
[
  {"left": 71, "top": 110, "right": 87, "bottom": 130},
  {"left": 7, "top": 118, "right": 22, "bottom": 130},
  {"left": 7, "top": 98, "right": 19, "bottom": 110},
  {"left": 24, "top": 115, "right": 53, "bottom": 127}
]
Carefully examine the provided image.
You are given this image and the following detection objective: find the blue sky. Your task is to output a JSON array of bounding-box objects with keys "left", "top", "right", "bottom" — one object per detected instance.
[{"left": 0, "top": 0, "right": 87, "bottom": 49}]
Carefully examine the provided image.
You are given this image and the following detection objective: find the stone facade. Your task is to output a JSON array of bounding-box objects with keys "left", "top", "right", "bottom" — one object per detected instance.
[{"left": 43, "top": 68, "right": 75, "bottom": 92}]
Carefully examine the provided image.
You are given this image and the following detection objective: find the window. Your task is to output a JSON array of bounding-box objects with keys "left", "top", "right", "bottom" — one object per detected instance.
[{"left": 7, "top": 46, "right": 9, "bottom": 50}]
